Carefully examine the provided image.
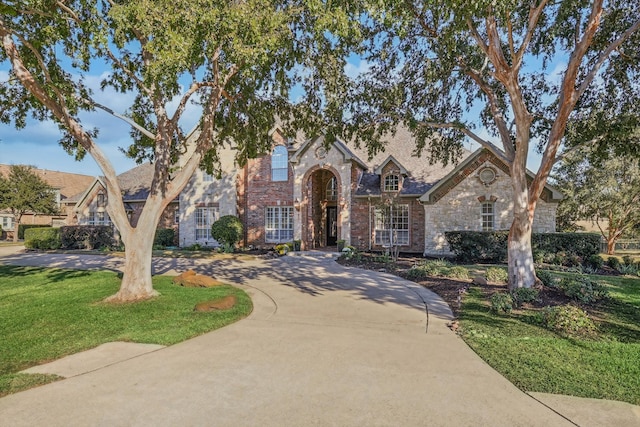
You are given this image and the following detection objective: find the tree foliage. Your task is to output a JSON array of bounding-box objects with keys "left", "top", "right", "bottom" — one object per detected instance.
[
  {"left": 0, "top": 0, "right": 358, "bottom": 301},
  {"left": 555, "top": 139, "right": 640, "bottom": 254},
  {"left": 317, "top": 0, "right": 640, "bottom": 288},
  {"left": 0, "top": 165, "right": 58, "bottom": 242}
]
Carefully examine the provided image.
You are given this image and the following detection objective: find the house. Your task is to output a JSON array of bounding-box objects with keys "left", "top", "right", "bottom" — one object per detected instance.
[
  {"left": 0, "top": 165, "right": 94, "bottom": 240},
  {"left": 179, "top": 126, "right": 561, "bottom": 255},
  {"left": 22, "top": 126, "right": 561, "bottom": 255},
  {"left": 68, "top": 163, "right": 179, "bottom": 242}
]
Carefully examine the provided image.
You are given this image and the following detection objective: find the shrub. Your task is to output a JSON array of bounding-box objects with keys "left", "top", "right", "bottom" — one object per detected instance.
[
  {"left": 407, "top": 259, "right": 454, "bottom": 279},
  {"left": 536, "top": 269, "right": 556, "bottom": 288},
  {"left": 446, "top": 266, "right": 469, "bottom": 280},
  {"left": 606, "top": 257, "right": 621, "bottom": 270},
  {"left": 618, "top": 264, "right": 639, "bottom": 276},
  {"left": 24, "top": 227, "right": 61, "bottom": 250},
  {"left": 60, "top": 226, "right": 114, "bottom": 250},
  {"left": 18, "top": 224, "right": 51, "bottom": 240},
  {"left": 511, "top": 287, "right": 539, "bottom": 307},
  {"left": 585, "top": 254, "right": 604, "bottom": 270},
  {"left": 558, "top": 275, "right": 608, "bottom": 304},
  {"left": 490, "top": 292, "right": 513, "bottom": 314},
  {"left": 445, "top": 231, "right": 600, "bottom": 264},
  {"left": 210, "top": 215, "right": 243, "bottom": 249},
  {"left": 154, "top": 228, "right": 175, "bottom": 247},
  {"left": 184, "top": 243, "right": 202, "bottom": 251},
  {"left": 486, "top": 267, "right": 508, "bottom": 283},
  {"left": 539, "top": 305, "right": 597, "bottom": 338},
  {"left": 622, "top": 255, "right": 635, "bottom": 266}
]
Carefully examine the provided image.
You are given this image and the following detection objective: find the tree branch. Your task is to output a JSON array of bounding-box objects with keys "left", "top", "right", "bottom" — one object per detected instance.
[{"left": 83, "top": 98, "right": 156, "bottom": 140}]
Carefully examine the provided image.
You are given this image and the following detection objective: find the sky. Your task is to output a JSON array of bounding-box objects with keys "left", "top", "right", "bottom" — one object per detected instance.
[{"left": 0, "top": 49, "right": 547, "bottom": 178}]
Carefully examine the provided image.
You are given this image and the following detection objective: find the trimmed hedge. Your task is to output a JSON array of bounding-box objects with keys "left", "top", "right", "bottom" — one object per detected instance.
[
  {"left": 60, "top": 225, "right": 114, "bottom": 250},
  {"left": 154, "top": 228, "right": 175, "bottom": 247},
  {"left": 18, "top": 224, "right": 51, "bottom": 239},
  {"left": 210, "top": 215, "right": 243, "bottom": 247},
  {"left": 24, "top": 227, "right": 61, "bottom": 250},
  {"left": 445, "top": 231, "right": 601, "bottom": 264}
]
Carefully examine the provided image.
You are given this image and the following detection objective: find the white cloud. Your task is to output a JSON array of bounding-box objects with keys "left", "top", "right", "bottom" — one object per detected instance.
[{"left": 344, "top": 59, "right": 371, "bottom": 79}]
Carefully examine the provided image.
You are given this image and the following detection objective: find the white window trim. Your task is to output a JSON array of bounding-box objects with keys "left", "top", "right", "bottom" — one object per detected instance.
[
  {"left": 481, "top": 201, "right": 495, "bottom": 231},
  {"left": 271, "top": 145, "right": 288, "bottom": 182},
  {"left": 383, "top": 174, "right": 400, "bottom": 192},
  {"left": 265, "top": 206, "right": 294, "bottom": 243},
  {"left": 195, "top": 206, "right": 219, "bottom": 242},
  {"left": 374, "top": 204, "right": 410, "bottom": 246}
]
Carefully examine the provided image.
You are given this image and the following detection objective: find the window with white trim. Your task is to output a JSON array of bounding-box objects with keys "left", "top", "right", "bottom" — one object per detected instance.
[
  {"left": 383, "top": 174, "right": 399, "bottom": 192},
  {"left": 326, "top": 176, "right": 338, "bottom": 201},
  {"left": 265, "top": 206, "right": 294, "bottom": 242},
  {"left": 1, "top": 216, "right": 13, "bottom": 231},
  {"left": 374, "top": 204, "right": 409, "bottom": 246},
  {"left": 481, "top": 202, "right": 495, "bottom": 231},
  {"left": 174, "top": 206, "right": 180, "bottom": 224},
  {"left": 195, "top": 206, "right": 219, "bottom": 241},
  {"left": 271, "top": 145, "right": 288, "bottom": 181}
]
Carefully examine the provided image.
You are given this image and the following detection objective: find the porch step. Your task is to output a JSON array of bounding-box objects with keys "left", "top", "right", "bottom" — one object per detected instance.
[{"left": 286, "top": 250, "right": 341, "bottom": 259}]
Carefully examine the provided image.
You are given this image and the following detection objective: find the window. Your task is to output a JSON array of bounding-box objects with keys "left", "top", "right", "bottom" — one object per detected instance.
[
  {"left": 481, "top": 202, "right": 494, "bottom": 231},
  {"left": 86, "top": 211, "right": 110, "bottom": 226},
  {"left": 326, "top": 176, "right": 338, "bottom": 201},
  {"left": 1, "top": 216, "right": 13, "bottom": 231},
  {"left": 97, "top": 191, "right": 106, "bottom": 208},
  {"left": 195, "top": 207, "right": 219, "bottom": 241},
  {"left": 271, "top": 145, "right": 288, "bottom": 181},
  {"left": 203, "top": 173, "right": 214, "bottom": 182},
  {"left": 384, "top": 174, "right": 399, "bottom": 192},
  {"left": 374, "top": 205, "right": 409, "bottom": 245},
  {"left": 265, "top": 206, "right": 294, "bottom": 242},
  {"left": 174, "top": 207, "right": 180, "bottom": 224}
]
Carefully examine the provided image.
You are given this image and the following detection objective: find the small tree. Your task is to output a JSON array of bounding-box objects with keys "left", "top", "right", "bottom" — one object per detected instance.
[
  {"left": 555, "top": 143, "right": 640, "bottom": 254},
  {"left": 210, "top": 215, "right": 243, "bottom": 252},
  {"left": 0, "top": 165, "right": 58, "bottom": 242}
]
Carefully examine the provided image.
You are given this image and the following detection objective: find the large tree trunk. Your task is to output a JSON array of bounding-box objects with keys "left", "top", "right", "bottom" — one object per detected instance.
[
  {"left": 103, "top": 197, "right": 164, "bottom": 303},
  {"left": 104, "top": 228, "right": 158, "bottom": 303},
  {"left": 508, "top": 159, "right": 537, "bottom": 290},
  {"left": 507, "top": 216, "right": 536, "bottom": 290}
]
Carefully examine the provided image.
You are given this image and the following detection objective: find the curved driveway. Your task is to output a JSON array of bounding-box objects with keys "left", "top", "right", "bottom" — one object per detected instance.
[{"left": 0, "top": 249, "right": 579, "bottom": 426}]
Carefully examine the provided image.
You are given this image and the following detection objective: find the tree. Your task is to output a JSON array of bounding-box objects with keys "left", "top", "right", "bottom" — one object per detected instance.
[
  {"left": 0, "top": 1, "right": 355, "bottom": 301},
  {"left": 0, "top": 165, "right": 58, "bottom": 242},
  {"left": 555, "top": 142, "right": 640, "bottom": 255},
  {"left": 319, "top": 0, "right": 640, "bottom": 288}
]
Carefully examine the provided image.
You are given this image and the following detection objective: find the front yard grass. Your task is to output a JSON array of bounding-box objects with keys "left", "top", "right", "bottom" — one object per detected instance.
[
  {"left": 459, "top": 273, "right": 640, "bottom": 405},
  {"left": 0, "top": 265, "right": 252, "bottom": 397}
]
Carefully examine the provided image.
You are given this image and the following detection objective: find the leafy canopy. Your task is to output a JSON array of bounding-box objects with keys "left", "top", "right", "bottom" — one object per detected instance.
[{"left": 0, "top": 165, "right": 58, "bottom": 217}]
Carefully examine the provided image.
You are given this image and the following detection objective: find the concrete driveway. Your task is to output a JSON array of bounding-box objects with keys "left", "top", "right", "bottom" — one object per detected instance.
[{"left": 0, "top": 248, "right": 637, "bottom": 426}]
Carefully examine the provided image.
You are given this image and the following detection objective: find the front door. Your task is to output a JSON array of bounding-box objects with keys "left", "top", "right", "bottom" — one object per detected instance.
[{"left": 326, "top": 206, "right": 338, "bottom": 246}]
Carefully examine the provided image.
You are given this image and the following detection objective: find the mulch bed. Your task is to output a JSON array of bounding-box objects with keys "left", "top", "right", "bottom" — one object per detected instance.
[{"left": 337, "top": 252, "right": 585, "bottom": 318}]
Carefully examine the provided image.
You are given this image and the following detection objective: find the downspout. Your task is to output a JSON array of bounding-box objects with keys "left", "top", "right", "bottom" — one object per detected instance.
[{"left": 368, "top": 196, "right": 372, "bottom": 251}]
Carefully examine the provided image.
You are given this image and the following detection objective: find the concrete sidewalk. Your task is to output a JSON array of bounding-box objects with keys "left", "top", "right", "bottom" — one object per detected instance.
[{"left": 1, "top": 248, "right": 638, "bottom": 426}]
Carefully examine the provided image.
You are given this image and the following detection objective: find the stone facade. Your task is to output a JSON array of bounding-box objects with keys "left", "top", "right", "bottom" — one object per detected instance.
[
  {"left": 422, "top": 156, "right": 559, "bottom": 256},
  {"left": 180, "top": 148, "right": 238, "bottom": 248}
]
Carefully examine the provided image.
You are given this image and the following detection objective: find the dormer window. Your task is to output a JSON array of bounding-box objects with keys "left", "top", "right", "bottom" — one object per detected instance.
[{"left": 384, "top": 174, "right": 400, "bottom": 192}]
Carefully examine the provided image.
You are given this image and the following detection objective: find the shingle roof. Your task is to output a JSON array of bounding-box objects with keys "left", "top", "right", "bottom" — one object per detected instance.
[
  {"left": 346, "top": 126, "right": 471, "bottom": 197},
  {"left": 117, "top": 163, "right": 155, "bottom": 201},
  {"left": 0, "top": 164, "right": 95, "bottom": 201}
]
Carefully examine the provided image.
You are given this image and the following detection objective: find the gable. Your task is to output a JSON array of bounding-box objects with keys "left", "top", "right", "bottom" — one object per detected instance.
[{"left": 419, "top": 148, "right": 563, "bottom": 204}]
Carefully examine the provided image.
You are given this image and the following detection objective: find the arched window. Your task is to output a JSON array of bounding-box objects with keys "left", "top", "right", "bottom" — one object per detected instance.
[
  {"left": 326, "top": 176, "right": 338, "bottom": 200},
  {"left": 383, "top": 174, "right": 399, "bottom": 192},
  {"left": 271, "top": 145, "right": 288, "bottom": 181}
]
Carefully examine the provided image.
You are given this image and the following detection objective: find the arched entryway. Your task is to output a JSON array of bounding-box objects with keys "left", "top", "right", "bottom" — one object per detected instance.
[{"left": 301, "top": 167, "right": 341, "bottom": 249}]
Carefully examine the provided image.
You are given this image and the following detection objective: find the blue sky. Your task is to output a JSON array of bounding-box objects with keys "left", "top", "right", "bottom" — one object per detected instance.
[{"left": 0, "top": 55, "right": 547, "bottom": 178}]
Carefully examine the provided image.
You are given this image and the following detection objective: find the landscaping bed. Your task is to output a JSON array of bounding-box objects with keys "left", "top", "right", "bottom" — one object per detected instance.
[{"left": 338, "top": 252, "right": 640, "bottom": 405}]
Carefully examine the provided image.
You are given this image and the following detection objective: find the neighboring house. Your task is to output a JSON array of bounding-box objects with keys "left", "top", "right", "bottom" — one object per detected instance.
[
  {"left": 0, "top": 165, "right": 94, "bottom": 240},
  {"left": 67, "top": 163, "right": 179, "bottom": 242}
]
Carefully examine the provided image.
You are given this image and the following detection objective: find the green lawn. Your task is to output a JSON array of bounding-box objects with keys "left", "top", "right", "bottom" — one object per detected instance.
[
  {"left": 459, "top": 273, "right": 640, "bottom": 405},
  {"left": 0, "top": 265, "right": 252, "bottom": 396}
]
